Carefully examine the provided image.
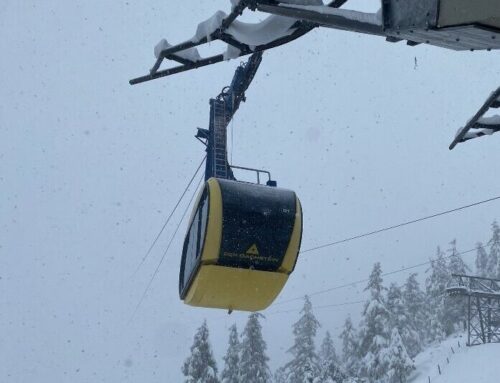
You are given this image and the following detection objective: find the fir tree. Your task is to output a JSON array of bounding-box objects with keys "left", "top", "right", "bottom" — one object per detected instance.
[
  {"left": 446, "top": 240, "right": 469, "bottom": 332},
  {"left": 386, "top": 283, "right": 402, "bottom": 316},
  {"left": 426, "top": 247, "right": 450, "bottom": 298},
  {"left": 182, "top": 320, "right": 219, "bottom": 383},
  {"left": 385, "top": 328, "right": 414, "bottom": 383},
  {"left": 426, "top": 246, "right": 455, "bottom": 336},
  {"left": 221, "top": 325, "right": 240, "bottom": 383},
  {"left": 487, "top": 221, "right": 500, "bottom": 278},
  {"left": 339, "top": 316, "right": 359, "bottom": 377},
  {"left": 274, "top": 367, "right": 287, "bottom": 383},
  {"left": 402, "top": 274, "right": 426, "bottom": 353},
  {"left": 426, "top": 302, "right": 446, "bottom": 343},
  {"left": 282, "top": 296, "right": 321, "bottom": 383},
  {"left": 239, "top": 313, "right": 271, "bottom": 383},
  {"left": 366, "top": 262, "right": 384, "bottom": 300},
  {"left": 386, "top": 283, "right": 420, "bottom": 358},
  {"left": 475, "top": 242, "right": 489, "bottom": 278},
  {"left": 358, "top": 263, "right": 391, "bottom": 382},
  {"left": 317, "top": 331, "right": 345, "bottom": 383},
  {"left": 447, "top": 239, "right": 470, "bottom": 275}
]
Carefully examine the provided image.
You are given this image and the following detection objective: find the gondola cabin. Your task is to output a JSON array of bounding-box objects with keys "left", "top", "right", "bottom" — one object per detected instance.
[{"left": 179, "top": 178, "right": 302, "bottom": 312}]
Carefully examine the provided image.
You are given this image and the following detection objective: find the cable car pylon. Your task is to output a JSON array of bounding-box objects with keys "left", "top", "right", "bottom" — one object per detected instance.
[{"left": 178, "top": 53, "right": 303, "bottom": 312}]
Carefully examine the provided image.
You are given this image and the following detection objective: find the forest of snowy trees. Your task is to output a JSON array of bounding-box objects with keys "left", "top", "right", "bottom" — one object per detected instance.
[{"left": 181, "top": 221, "right": 500, "bottom": 383}]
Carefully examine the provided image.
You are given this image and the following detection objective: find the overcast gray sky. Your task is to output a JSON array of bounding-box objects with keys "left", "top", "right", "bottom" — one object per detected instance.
[{"left": 1, "top": 1, "right": 500, "bottom": 382}]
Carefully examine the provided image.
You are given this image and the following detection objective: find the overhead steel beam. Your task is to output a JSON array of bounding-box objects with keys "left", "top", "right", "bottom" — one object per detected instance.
[{"left": 255, "top": 3, "right": 384, "bottom": 36}]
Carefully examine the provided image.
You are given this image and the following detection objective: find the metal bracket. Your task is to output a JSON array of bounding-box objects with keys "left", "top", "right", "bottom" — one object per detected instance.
[
  {"left": 229, "top": 164, "right": 276, "bottom": 186},
  {"left": 129, "top": 0, "right": 354, "bottom": 85},
  {"left": 450, "top": 87, "right": 500, "bottom": 150}
]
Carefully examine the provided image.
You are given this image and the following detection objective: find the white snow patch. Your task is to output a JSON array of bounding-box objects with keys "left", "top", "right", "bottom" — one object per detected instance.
[
  {"left": 223, "top": 44, "right": 241, "bottom": 61},
  {"left": 190, "top": 6, "right": 301, "bottom": 47},
  {"left": 226, "top": 15, "right": 298, "bottom": 47},
  {"left": 154, "top": 39, "right": 201, "bottom": 61},
  {"left": 477, "top": 114, "right": 500, "bottom": 125},
  {"left": 192, "top": 10, "right": 227, "bottom": 42},
  {"left": 429, "top": 342, "right": 500, "bottom": 382},
  {"left": 409, "top": 334, "right": 465, "bottom": 382},
  {"left": 408, "top": 333, "right": 500, "bottom": 383},
  {"left": 463, "top": 129, "right": 496, "bottom": 139}
]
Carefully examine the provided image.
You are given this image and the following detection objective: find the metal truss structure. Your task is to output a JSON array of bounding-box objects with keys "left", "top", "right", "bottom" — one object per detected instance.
[
  {"left": 128, "top": 0, "right": 500, "bottom": 149},
  {"left": 447, "top": 274, "right": 500, "bottom": 346},
  {"left": 129, "top": 0, "right": 500, "bottom": 85}
]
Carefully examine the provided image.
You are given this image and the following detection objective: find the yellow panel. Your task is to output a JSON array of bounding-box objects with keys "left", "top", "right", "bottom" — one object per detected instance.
[
  {"left": 184, "top": 265, "right": 289, "bottom": 312},
  {"left": 201, "top": 178, "right": 223, "bottom": 263},
  {"left": 279, "top": 196, "right": 303, "bottom": 273}
]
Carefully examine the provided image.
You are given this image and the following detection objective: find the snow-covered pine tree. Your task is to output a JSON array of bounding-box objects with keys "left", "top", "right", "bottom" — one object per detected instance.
[
  {"left": 475, "top": 242, "right": 489, "bottom": 278},
  {"left": 487, "top": 220, "right": 500, "bottom": 278},
  {"left": 386, "top": 283, "right": 402, "bottom": 315},
  {"left": 426, "top": 247, "right": 450, "bottom": 296},
  {"left": 426, "top": 302, "right": 446, "bottom": 343},
  {"left": 402, "top": 274, "right": 426, "bottom": 353},
  {"left": 357, "top": 262, "right": 391, "bottom": 382},
  {"left": 281, "top": 295, "right": 321, "bottom": 383},
  {"left": 385, "top": 328, "right": 414, "bottom": 383},
  {"left": 446, "top": 240, "right": 469, "bottom": 332},
  {"left": 425, "top": 247, "right": 449, "bottom": 340},
  {"left": 182, "top": 320, "right": 219, "bottom": 383},
  {"left": 386, "top": 283, "right": 420, "bottom": 358},
  {"left": 339, "top": 315, "right": 359, "bottom": 378},
  {"left": 239, "top": 313, "right": 271, "bottom": 383},
  {"left": 273, "top": 367, "right": 287, "bottom": 383},
  {"left": 221, "top": 324, "right": 239, "bottom": 383},
  {"left": 447, "top": 240, "right": 470, "bottom": 275},
  {"left": 425, "top": 246, "right": 451, "bottom": 337},
  {"left": 317, "top": 331, "right": 346, "bottom": 383}
]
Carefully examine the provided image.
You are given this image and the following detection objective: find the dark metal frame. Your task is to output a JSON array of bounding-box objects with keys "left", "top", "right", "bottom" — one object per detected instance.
[
  {"left": 129, "top": 1, "right": 311, "bottom": 85},
  {"left": 129, "top": 0, "right": 351, "bottom": 85},
  {"left": 254, "top": 0, "right": 500, "bottom": 50},
  {"left": 192, "top": 52, "right": 277, "bottom": 187},
  {"left": 229, "top": 164, "right": 274, "bottom": 185},
  {"left": 129, "top": 0, "right": 500, "bottom": 85},
  {"left": 446, "top": 274, "right": 500, "bottom": 346},
  {"left": 449, "top": 87, "right": 500, "bottom": 150},
  {"left": 130, "top": 0, "right": 500, "bottom": 85},
  {"left": 129, "top": 0, "right": 500, "bottom": 151},
  {"left": 195, "top": 52, "right": 263, "bottom": 181}
]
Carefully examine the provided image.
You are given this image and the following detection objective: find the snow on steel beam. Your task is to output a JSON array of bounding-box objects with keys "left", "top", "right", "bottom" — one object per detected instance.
[
  {"left": 255, "top": 2, "right": 384, "bottom": 36},
  {"left": 449, "top": 87, "right": 500, "bottom": 150},
  {"left": 129, "top": 0, "right": 350, "bottom": 85}
]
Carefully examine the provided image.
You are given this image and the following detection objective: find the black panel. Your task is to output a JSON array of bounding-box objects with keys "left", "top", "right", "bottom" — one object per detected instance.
[
  {"left": 179, "top": 187, "right": 209, "bottom": 298},
  {"left": 383, "top": 0, "right": 438, "bottom": 30},
  {"left": 217, "top": 179, "right": 297, "bottom": 272}
]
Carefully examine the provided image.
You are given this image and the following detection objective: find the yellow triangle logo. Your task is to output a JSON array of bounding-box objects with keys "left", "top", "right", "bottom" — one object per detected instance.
[{"left": 246, "top": 244, "right": 259, "bottom": 256}]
